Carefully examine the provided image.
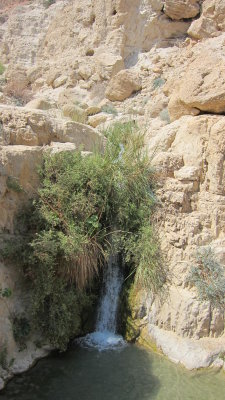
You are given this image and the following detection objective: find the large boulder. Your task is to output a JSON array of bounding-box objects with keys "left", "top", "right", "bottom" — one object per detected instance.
[
  {"left": 164, "top": 0, "right": 200, "bottom": 20},
  {"left": 188, "top": 0, "right": 225, "bottom": 39},
  {"left": 0, "top": 105, "right": 103, "bottom": 151},
  {"left": 167, "top": 37, "right": 225, "bottom": 120},
  {"left": 105, "top": 70, "right": 142, "bottom": 102},
  {"left": 0, "top": 145, "right": 42, "bottom": 232}
]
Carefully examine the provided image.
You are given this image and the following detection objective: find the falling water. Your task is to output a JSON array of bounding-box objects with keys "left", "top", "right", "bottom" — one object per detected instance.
[
  {"left": 96, "top": 254, "right": 122, "bottom": 333},
  {"left": 78, "top": 254, "right": 126, "bottom": 350}
]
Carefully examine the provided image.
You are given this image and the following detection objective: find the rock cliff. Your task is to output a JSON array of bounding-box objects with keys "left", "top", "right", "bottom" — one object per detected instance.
[{"left": 0, "top": 0, "right": 224, "bottom": 387}]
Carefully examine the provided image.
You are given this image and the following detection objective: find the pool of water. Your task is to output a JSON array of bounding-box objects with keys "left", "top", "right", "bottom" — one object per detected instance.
[{"left": 1, "top": 343, "right": 225, "bottom": 400}]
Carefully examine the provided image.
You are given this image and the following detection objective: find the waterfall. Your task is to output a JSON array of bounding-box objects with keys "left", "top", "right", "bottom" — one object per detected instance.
[
  {"left": 78, "top": 254, "right": 126, "bottom": 350},
  {"left": 96, "top": 254, "right": 122, "bottom": 333}
]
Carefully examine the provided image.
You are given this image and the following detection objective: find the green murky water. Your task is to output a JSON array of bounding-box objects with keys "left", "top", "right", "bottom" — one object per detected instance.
[{"left": 1, "top": 344, "right": 224, "bottom": 400}]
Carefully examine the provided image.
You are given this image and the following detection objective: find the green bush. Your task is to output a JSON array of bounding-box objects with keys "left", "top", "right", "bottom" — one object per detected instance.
[
  {"left": 0, "top": 62, "right": 5, "bottom": 76},
  {"left": 189, "top": 247, "right": 225, "bottom": 309},
  {"left": 159, "top": 108, "right": 170, "bottom": 124},
  {"left": 2, "top": 122, "right": 165, "bottom": 350},
  {"left": 6, "top": 176, "right": 23, "bottom": 193},
  {"left": 43, "top": 0, "right": 56, "bottom": 8},
  {"left": 153, "top": 77, "right": 165, "bottom": 90},
  {"left": 0, "top": 287, "right": 12, "bottom": 299},
  {"left": 101, "top": 104, "right": 118, "bottom": 115}
]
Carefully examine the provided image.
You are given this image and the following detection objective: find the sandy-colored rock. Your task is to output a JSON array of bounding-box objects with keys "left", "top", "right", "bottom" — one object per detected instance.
[
  {"left": 52, "top": 75, "right": 67, "bottom": 89},
  {"left": 88, "top": 113, "right": 108, "bottom": 128},
  {"left": 174, "top": 166, "right": 200, "bottom": 181},
  {"left": 0, "top": 145, "right": 42, "bottom": 232},
  {"left": 105, "top": 70, "right": 142, "bottom": 102},
  {"left": 86, "top": 105, "right": 101, "bottom": 116},
  {"left": 168, "top": 37, "right": 225, "bottom": 120},
  {"left": 94, "top": 52, "right": 124, "bottom": 80},
  {"left": 25, "top": 98, "right": 54, "bottom": 110},
  {"left": 188, "top": 0, "right": 225, "bottom": 39},
  {"left": 0, "top": 105, "right": 102, "bottom": 150},
  {"left": 62, "top": 104, "right": 87, "bottom": 124},
  {"left": 145, "top": 114, "right": 225, "bottom": 343},
  {"left": 145, "top": 325, "right": 225, "bottom": 370},
  {"left": 164, "top": 0, "right": 200, "bottom": 20}
]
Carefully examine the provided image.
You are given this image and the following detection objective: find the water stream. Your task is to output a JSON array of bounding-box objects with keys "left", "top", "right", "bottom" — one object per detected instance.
[
  {"left": 1, "top": 257, "right": 225, "bottom": 399},
  {"left": 77, "top": 254, "right": 126, "bottom": 350}
]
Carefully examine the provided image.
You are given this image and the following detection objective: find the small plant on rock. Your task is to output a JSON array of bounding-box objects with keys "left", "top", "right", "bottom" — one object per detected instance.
[
  {"left": 101, "top": 104, "right": 118, "bottom": 116},
  {"left": 153, "top": 77, "right": 165, "bottom": 90},
  {"left": 159, "top": 108, "right": 170, "bottom": 124},
  {"left": 189, "top": 247, "right": 225, "bottom": 310},
  {"left": 0, "top": 62, "right": 5, "bottom": 76},
  {"left": 43, "top": 0, "right": 56, "bottom": 8},
  {"left": 6, "top": 176, "right": 23, "bottom": 193},
  {"left": 0, "top": 287, "right": 12, "bottom": 299}
]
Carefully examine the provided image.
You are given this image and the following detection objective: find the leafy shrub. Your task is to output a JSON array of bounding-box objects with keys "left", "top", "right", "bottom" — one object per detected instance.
[
  {"left": 159, "top": 108, "right": 170, "bottom": 124},
  {"left": 153, "top": 77, "right": 165, "bottom": 90},
  {"left": 43, "top": 0, "right": 56, "bottom": 8},
  {"left": 6, "top": 176, "right": 23, "bottom": 193},
  {"left": 189, "top": 247, "right": 225, "bottom": 309},
  {"left": 11, "top": 314, "right": 31, "bottom": 351},
  {"left": 101, "top": 104, "right": 118, "bottom": 115},
  {"left": 0, "top": 62, "right": 5, "bottom": 76},
  {"left": 0, "top": 287, "right": 12, "bottom": 298},
  {"left": 2, "top": 122, "right": 165, "bottom": 350}
]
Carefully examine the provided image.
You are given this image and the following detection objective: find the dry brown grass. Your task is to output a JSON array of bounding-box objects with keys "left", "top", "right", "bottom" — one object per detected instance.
[{"left": 61, "top": 240, "right": 105, "bottom": 290}]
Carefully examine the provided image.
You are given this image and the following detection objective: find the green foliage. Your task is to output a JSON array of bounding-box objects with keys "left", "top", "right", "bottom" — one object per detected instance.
[
  {"left": 153, "top": 77, "right": 165, "bottom": 90},
  {"left": 0, "top": 62, "right": 5, "bottom": 76},
  {"left": 101, "top": 104, "right": 118, "bottom": 115},
  {"left": 130, "top": 225, "right": 165, "bottom": 292},
  {"left": 11, "top": 314, "right": 31, "bottom": 351},
  {"left": 2, "top": 122, "right": 164, "bottom": 350},
  {"left": 0, "top": 344, "right": 7, "bottom": 369},
  {"left": 43, "top": 0, "right": 56, "bottom": 8},
  {"left": 219, "top": 351, "right": 225, "bottom": 362},
  {"left": 0, "top": 287, "right": 12, "bottom": 298},
  {"left": 189, "top": 247, "right": 225, "bottom": 309},
  {"left": 159, "top": 108, "right": 170, "bottom": 124},
  {"left": 6, "top": 176, "right": 23, "bottom": 193}
]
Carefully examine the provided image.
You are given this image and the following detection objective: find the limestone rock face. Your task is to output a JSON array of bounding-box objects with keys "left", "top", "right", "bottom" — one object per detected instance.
[
  {"left": 188, "top": 0, "right": 225, "bottom": 39},
  {"left": 0, "top": 105, "right": 102, "bottom": 150},
  {"left": 164, "top": 0, "right": 200, "bottom": 20},
  {"left": 0, "top": 145, "right": 42, "bottom": 232},
  {"left": 0, "top": 0, "right": 190, "bottom": 107},
  {"left": 105, "top": 70, "right": 142, "bottom": 102},
  {"left": 146, "top": 114, "right": 225, "bottom": 343},
  {"left": 167, "top": 35, "right": 225, "bottom": 120}
]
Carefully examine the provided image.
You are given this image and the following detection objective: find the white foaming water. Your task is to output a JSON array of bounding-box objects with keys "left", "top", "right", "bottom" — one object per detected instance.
[
  {"left": 96, "top": 253, "right": 122, "bottom": 333},
  {"left": 78, "top": 254, "right": 126, "bottom": 351}
]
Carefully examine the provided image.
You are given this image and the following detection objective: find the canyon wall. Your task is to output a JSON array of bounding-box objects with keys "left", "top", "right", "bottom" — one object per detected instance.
[{"left": 0, "top": 0, "right": 224, "bottom": 386}]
